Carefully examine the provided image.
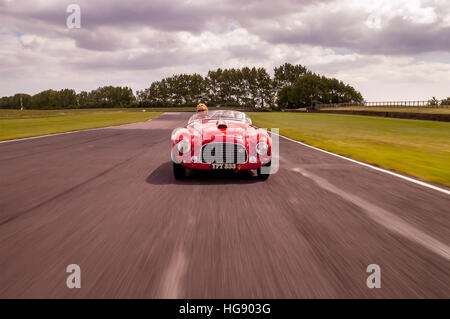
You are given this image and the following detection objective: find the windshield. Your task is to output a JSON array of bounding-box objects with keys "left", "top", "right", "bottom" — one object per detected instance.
[{"left": 188, "top": 110, "right": 252, "bottom": 124}]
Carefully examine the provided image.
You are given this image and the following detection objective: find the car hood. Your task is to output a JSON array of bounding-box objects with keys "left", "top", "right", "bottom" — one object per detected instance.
[{"left": 188, "top": 119, "right": 257, "bottom": 141}]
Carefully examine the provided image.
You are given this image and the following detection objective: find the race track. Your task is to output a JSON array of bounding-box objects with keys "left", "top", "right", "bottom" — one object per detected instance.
[{"left": 0, "top": 112, "right": 449, "bottom": 298}]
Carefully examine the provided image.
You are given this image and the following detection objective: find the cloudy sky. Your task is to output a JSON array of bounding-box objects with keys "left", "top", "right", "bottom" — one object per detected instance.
[{"left": 1, "top": 0, "right": 449, "bottom": 100}]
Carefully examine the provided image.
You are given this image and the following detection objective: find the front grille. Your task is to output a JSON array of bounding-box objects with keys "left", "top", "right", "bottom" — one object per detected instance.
[{"left": 201, "top": 142, "right": 247, "bottom": 164}]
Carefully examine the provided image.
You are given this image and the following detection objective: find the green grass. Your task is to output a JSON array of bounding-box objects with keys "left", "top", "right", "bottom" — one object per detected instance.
[
  {"left": 319, "top": 106, "right": 450, "bottom": 114},
  {"left": 248, "top": 112, "right": 450, "bottom": 186},
  {"left": 0, "top": 109, "right": 162, "bottom": 141}
]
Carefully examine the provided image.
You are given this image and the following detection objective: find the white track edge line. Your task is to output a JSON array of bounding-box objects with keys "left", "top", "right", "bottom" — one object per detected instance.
[
  {"left": 0, "top": 119, "right": 155, "bottom": 144},
  {"left": 274, "top": 132, "right": 450, "bottom": 196},
  {"left": 2, "top": 119, "right": 448, "bottom": 195}
]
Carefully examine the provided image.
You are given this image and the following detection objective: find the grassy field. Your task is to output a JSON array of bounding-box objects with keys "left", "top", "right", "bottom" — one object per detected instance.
[
  {"left": 0, "top": 109, "right": 162, "bottom": 141},
  {"left": 319, "top": 106, "right": 450, "bottom": 114},
  {"left": 0, "top": 107, "right": 191, "bottom": 119},
  {"left": 249, "top": 112, "right": 450, "bottom": 186}
]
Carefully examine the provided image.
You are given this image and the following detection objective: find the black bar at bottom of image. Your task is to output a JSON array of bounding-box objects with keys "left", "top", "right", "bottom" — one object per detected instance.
[{"left": 1, "top": 299, "right": 446, "bottom": 317}]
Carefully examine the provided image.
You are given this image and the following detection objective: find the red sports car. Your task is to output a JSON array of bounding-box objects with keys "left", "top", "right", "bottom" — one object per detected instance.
[{"left": 171, "top": 110, "right": 272, "bottom": 180}]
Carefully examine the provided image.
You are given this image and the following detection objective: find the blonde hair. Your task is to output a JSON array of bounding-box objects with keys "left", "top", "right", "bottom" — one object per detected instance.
[{"left": 196, "top": 103, "right": 208, "bottom": 113}]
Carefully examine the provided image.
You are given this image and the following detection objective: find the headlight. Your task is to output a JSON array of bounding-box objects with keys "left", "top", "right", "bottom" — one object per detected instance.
[
  {"left": 177, "top": 139, "right": 191, "bottom": 154},
  {"left": 256, "top": 142, "right": 268, "bottom": 155}
]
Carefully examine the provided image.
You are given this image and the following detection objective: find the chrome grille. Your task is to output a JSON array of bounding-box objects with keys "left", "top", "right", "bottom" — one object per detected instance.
[{"left": 201, "top": 142, "right": 247, "bottom": 164}]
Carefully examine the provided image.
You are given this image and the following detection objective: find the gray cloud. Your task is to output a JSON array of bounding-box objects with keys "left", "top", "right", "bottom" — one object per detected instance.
[
  {"left": 253, "top": 6, "right": 450, "bottom": 55},
  {"left": 2, "top": 0, "right": 448, "bottom": 54},
  {"left": 0, "top": 0, "right": 449, "bottom": 99},
  {"left": 2, "top": 0, "right": 327, "bottom": 32}
]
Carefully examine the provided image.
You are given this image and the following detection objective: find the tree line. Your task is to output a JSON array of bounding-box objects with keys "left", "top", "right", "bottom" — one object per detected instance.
[
  {"left": 428, "top": 96, "right": 450, "bottom": 106},
  {"left": 136, "top": 63, "right": 363, "bottom": 108},
  {"left": 0, "top": 63, "right": 364, "bottom": 110},
  {"left": 0, "top": 86, "right": 135, "bottom": 109}
]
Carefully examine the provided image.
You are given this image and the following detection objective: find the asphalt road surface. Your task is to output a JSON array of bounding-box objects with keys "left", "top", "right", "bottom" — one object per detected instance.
[{"left": 1, "top": 112, "right": 449, "bottom": 298}]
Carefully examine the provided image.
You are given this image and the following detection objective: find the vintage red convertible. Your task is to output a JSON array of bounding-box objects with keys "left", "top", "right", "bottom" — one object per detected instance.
[{"left": 171, "top": 110, "right": 272, "bottom": 180}]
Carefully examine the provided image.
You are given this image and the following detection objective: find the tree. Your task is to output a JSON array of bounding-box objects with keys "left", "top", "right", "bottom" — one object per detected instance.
[
  {"left": 31, "top": 90, "right": 58, "bottom": 109},
  {"left": 0, "top": 96, "right": 10, "bottom": 109},
  {"left": 0, "top": 87, "right": 135, "bottom": 109},
  {"left": 273, "top": 63, "right": 308, "bottom": 91},
  {"left": 428, "top": 96, "right": 439, "bottom": 106},
  {"left": 57, "top": 89, "right": 77, "bottom": 108},
  {"left": 82, "top": 86, "right": 135, "bottom": 108},
  {"left": 277, "top": 72, "right": 363, "bottom": 109},
  {"left": 441, "top": 97, "right": 450, "bottom": 106},
  {"left": 76, "top": 91, "right": 90, "bottom": 108},
  {"left": 255, "top": 67, "right": 274, "bottom": 108},
  {"left": 240, "top": 67, "right": 257, "bottom": 107},
  {"left": 11, "top": 94, "right": 32, "bottom": 109},
  {"left": 205, "top": 69, "right": 222, "bottom": 104}
]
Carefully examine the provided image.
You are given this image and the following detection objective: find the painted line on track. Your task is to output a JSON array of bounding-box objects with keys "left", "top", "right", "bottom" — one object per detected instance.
[
  {"left": 2, "top": 118, "right": 448, "bottom": 195},
  {"left": 0, "top": 120, "right": 155, "bottom": 144},
  {"left": 275, "top": 132, "right": 450, "bottom": 196}
]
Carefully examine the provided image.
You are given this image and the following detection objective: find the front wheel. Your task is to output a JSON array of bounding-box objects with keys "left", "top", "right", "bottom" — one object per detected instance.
[
  {"left": 257, "top": 161, "right": 271, "bottom": 180},
  {"left": 173, "top": 162, "right": 186, "bottom": 179}
]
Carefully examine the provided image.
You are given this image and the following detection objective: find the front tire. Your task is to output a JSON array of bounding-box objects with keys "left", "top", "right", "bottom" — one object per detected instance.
[
  {"left": 257, "top": 161, "right": 271, "bottom": 180},
  {"left": 173, "top": 162, "right": 186, "bottom": 179}
]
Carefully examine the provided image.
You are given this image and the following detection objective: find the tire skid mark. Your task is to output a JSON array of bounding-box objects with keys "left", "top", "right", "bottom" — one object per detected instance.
[
  {"left": 0, "top": 132, "right": 123, "bottom": 162},
  {"left": 0, "top": 127, "right": 171, "bottom": 227},
  {"left": 0, "top": 150, "right": 146, "bottom": 227},
  {"left": 292, "top": 167, "right": 450, "bottom": 261}
]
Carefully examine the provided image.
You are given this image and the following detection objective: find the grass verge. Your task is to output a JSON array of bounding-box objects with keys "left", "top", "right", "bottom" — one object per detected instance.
[
  {"left": 248, "top": 112, "right": 450, "bottom": 187},
  {"left": 0, "top": 109, "right": 162, "bottom": 141}
]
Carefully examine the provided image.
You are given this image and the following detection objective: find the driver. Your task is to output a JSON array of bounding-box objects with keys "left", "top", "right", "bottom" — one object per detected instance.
[{"left": 196, "top": 103, "right": 208, "bottom": 115}]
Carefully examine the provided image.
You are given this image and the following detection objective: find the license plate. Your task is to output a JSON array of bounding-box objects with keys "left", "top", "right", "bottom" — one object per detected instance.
[{"left": 211, "top": 163, "right": 236, "bottom": 170}]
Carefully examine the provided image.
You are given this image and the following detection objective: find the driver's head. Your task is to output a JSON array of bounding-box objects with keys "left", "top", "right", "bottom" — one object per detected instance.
[{"left": 196, "top": 103, "right": 208, "bottom": 114}]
